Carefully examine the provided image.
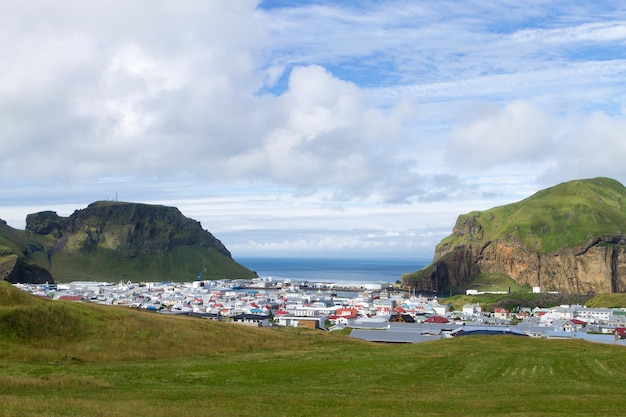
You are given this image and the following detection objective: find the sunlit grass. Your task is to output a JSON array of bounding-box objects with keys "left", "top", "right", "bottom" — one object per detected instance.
[
  {"left": 2, "top": 337, "right": 625, "bottom": 417},
  {"left": 2, "top": 282, "right": 626, "bottom": 416}
]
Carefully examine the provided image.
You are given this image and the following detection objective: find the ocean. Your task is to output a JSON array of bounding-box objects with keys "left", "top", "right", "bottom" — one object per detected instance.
[{"left": 236, "top": 257, "right": 429, "bottom": 285}]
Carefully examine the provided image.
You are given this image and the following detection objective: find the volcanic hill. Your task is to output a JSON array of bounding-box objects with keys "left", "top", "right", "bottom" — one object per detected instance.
[
  {"left": 403, "top": 177, "right": 626, "bottom": 294},
  {"left": 0, "top": 201, "right": 256, "bottom": 283}
]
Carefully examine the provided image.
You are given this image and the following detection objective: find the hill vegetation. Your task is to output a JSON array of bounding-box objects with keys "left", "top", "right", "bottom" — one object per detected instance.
[
  {"left": 461, "top": 272, "right": 531, "bottom": 293},
  {"left": 1, "top": 281, "right": 626, "bottom": 416},
  {"left": 404, "top": 177, "right": 626, "bottom": 294},
  {"left": 0, "top": 201, "right": 256, "bottom": 283},
  {"left": 440, "top": 292, "right": 609, "bottom": 312},
  {"left": 439, "top": 177, "right": 626, "bottom": 254}
]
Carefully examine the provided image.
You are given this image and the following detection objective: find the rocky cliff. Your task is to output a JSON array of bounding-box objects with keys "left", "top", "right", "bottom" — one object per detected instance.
[
  {"left": 26, "top": 202, "right": 232, "bottom": 258},
  {"left": 0, "top": 219, "right": 54, "bottom": 284},
  {"left": 0, "top": 254, "right": 54, "bottom": 285},
  {"left": 1, "top": 201, "right": 256, "bottom": 283},
  {"left": 403, "top": 177, "right": 626, "bottom": 294}
]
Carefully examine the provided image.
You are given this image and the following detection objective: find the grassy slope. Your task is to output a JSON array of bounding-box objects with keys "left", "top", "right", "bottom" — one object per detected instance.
[
  {"left": 457, "top": 272, "right": 531, "bottom": 293},
  {"left": 0, "top": 282, "right": 304, "bottom": 361},
  {"left": 438, "top": 177, "right": 626, "bottom": 254},
  {"left": 586, "top": 293, "right": 626, "bottom": 308},
  {"left": 441, "top": 292, "right": 626, "bottom": 312},
  {"left": 46, "top": 245, "right": 255, "bottom": 282},
  {"left": 2, "top": 282, "right": 626, "bottom": 416}
]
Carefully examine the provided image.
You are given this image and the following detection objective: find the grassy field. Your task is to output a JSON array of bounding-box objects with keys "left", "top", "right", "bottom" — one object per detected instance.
[
  {"left": 2, "top": 282, "right": 626, "bottom": 416},
  {"left": 462, "top": 272, "right": 531, "bottom": 293}
]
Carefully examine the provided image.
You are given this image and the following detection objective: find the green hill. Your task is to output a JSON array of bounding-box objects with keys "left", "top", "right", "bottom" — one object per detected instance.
[
  {"left": 440, "top": 177, "right": 626, "bottom": 254},
  {"left": 404, "top": 178, "right": 626, "bottom": 294},
  {"left": 0, "top": 281, "right": 303, "bottom": 361},
  {"left": 0, "top": 201, "right": 256, "bottom": 283}
]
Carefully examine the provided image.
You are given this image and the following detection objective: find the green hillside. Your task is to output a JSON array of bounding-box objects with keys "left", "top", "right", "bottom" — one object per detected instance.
[
  {"left": 439, "top": 177, "right": 626, "bottom": 254},
  {"left": 0, "top": 281, "right": 304, "bottom": 360},
  {"left": 42, "top": 244, "right": 251, "bottom": 282},
  {"left": 1, "top": 282, "right": 625, "bottom": 417},
  {"left": 461, "top": 272, "right": 531, "bottom": 293},
  {"left": 0, "top": 201, "right": 256, "bottom": 283}
]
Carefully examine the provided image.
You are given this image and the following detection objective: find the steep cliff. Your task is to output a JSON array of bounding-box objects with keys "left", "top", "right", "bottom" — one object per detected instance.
[
  {"left": 0, "top": 219, "right": 54, "bottom": 284},
  {"left": 403, "top": 177, "right": 626, "bottom": 294},
  {"left": 26, "top": 202, "right": 232, "bottom": 258},
  {"left": 0, "top": 201, "right": 256, "bottom": 283}
]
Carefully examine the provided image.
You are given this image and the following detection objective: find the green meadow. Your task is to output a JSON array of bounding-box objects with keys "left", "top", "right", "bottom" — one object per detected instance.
[{"left": 1, "top": 282, "right": 626, "bottom": 417}]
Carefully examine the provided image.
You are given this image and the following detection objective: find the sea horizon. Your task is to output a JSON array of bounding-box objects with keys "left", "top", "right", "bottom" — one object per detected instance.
[{"left": 236, "top": 256, "right": 430, "bottom": 285}]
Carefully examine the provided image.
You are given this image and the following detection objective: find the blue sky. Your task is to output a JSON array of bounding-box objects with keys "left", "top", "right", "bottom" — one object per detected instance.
[{"left": 1, "top": 1, "right": 626, "bottom": 259}]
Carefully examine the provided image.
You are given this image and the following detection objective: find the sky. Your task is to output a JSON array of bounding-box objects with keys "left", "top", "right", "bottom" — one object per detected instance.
[{"left": 2, "top": 0, "right": 626, "bottom": 260}]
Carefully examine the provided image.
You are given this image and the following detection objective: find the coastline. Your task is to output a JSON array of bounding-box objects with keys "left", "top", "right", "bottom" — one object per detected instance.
[{"left": 236, "top": 256, "right": 428, "bottom": 285}]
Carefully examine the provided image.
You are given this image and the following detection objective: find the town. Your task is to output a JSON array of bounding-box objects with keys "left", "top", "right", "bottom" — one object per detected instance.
[{"left": 13, "top": 277, "right": 626, "bottom": 346}]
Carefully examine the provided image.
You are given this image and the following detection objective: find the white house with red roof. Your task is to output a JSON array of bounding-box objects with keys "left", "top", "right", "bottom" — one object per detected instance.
[
  {"left": 327, "top": 313, "right": 358, "bottom": 326},
  {"left": 336, "top": 307, "right": 359, "bottom": 317},
  {"left": 493, "top": 308, "right": 510, "bottom": 320}
]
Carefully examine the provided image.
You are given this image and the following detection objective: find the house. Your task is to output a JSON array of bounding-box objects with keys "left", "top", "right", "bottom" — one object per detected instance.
[
  {"left": 462, "top": 303, "right": 481, "bottom": 317},
  {"left": 493, "top": 308, "right": 510, "bottom": 320},
  {"left": 548, "top": 305, "right": 576, "bottom": 320},
  {"left": 327, "top": 314, "right": 358, "bottom": 326},
  {"left": 274, "top": 315, "right": 325, "bottom": 329},
  {"left": 231, "top": 313, "right": 270, "bottom": 327},
  {"left": 431, "top": 304, "right": 451, "bottom": 316},
  {"left": 336, "top": 307, "right": 359, "bottom": 317},
  {"left": 389, "top": 313, "right": 416, "bottom": 323},
  {"left": 560, "top": 319, "right": 583, "bottom": 332},
  {"left": 425, "top": 315, "right": 449, "bottom": 324},
  {"left": 573, "top": 307, "right": 613, "bottom": 323},
  {"left": 286, "top": 302, "right": 338, "bottom": 317},
  {"left": 514, "top": 310, "right": 530, "bottom": 320},
  {"left": 373, "top": 299, "right": 395, "bottom": 315}
]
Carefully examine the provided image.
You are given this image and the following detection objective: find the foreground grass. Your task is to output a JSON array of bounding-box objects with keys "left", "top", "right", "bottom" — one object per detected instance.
[
  {"left": 2, "top": 283, "right": 626, "bottom": 416},
  {"left": 1, "top": 335, "right": 625, "bottom": 417}
]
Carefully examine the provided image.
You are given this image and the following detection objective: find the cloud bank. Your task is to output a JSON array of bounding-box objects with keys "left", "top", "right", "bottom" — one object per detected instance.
[{"left": 1, "top": 0, "right": 626, "bottom": 257}]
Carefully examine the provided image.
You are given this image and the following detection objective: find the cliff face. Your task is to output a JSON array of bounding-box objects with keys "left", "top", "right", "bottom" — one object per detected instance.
[
  {"left": 0, "top": 255, "right": 54, "bottom": 285},
  {"left": 403, "top": 178, "right": 626, "bottom": 294},
  {"left": 0, "top": 219, "right": 54, "bottom": 285},
  {"left": 0, "top": 201, "right": 256, "bottom": 283},
  {"left": 26, "top": 202, "right": 231, "bottom": 258},
  {"left": 416, "top": 235, "right": 626, "bottom": 294}
]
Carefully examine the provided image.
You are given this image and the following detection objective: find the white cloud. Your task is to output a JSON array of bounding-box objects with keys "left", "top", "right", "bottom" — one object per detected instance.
[
  {"left": 447, "top": 101, "right": 554, "bottom": 170},
  {"left": 511, "top": 21, "right": 626, "bottom": 44},
  {"left": 224, "top": 65, "right": 411, "bottom": 193},
  {"left": 2, "top": 1, "right": 626, "bottom": 257},
  {"left": 543, "top": 112, "right": 626, "bottom": 183}
]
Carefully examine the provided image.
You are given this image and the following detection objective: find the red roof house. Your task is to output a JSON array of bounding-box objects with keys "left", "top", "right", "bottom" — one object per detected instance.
[
  {"left": 425, "top": 315, "right": 449, "bottom": 324},
  {"left": 336, "top": 307, "right": 359, "bottom": 317}
]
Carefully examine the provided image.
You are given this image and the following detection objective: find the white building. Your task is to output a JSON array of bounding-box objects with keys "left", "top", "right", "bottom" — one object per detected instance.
[
  {"left": 462, "top": 303, "right": 482, "bottom": 317},
  {"left": 274, "top": 315, "right": 326, "bottom": 329},
  {"left": 574, "top": 308, "right": 614, "bottom": 323}
]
